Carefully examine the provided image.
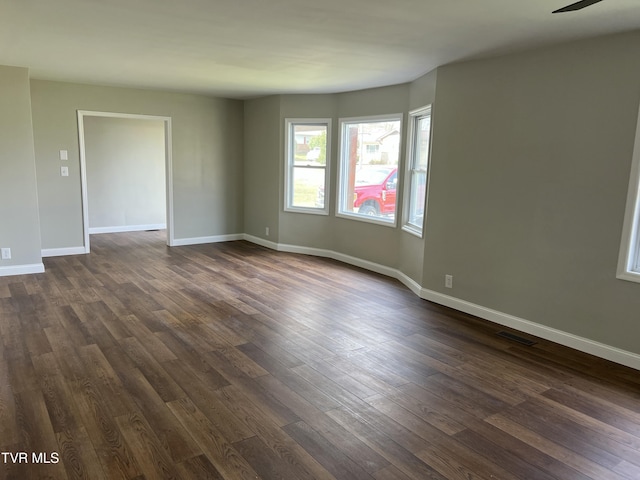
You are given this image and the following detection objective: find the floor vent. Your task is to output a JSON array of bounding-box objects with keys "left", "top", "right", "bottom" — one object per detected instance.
[{"left": 496, "top": 331, "right": 537, "bottom": 346}]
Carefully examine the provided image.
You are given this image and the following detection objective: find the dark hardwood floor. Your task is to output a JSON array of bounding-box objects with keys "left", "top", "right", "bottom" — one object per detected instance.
[{"left": 1, "top": 230, "right": 639, "bottom": 479}]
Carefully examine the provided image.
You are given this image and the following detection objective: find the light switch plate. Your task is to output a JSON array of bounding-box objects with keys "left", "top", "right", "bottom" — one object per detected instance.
[{"left": 60, "top": 150, "right": 68, "bottom": 160}]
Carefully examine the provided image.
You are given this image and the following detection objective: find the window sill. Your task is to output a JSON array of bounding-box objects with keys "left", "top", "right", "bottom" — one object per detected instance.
[
  {"left": 284, "top": 207, "right": 329, "bottom": 216},
  {"left": 401, "top": 224, "right": 423, "bottom": 238},
  {"left": 616, "top": 270, "right": 640, "bottom": 284},
  {"left": 336, "top": 211, "right": 397, "bottom": 228}
]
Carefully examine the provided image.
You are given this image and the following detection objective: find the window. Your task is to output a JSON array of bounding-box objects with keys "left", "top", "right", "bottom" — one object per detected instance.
[
  {"left": 403, "top": 106, "right": 432, "bottom": 236},
  {"left": 337, "top": 115, "right": 402, "bottom": 225},
  {"left": 366, "top": 144, "right": 380, "bottom": 154},
  {"left": 284, "top": 119, "right": 331, "bottom": 214},
  {"left": 617, "top": 103, "right": 640, "bottom": 283}
]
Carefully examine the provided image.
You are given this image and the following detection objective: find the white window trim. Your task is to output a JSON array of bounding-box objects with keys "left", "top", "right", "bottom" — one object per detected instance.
[
  {"left": 284, "top": 118, "right": 331, "bottom": 215},
  {"left": 402, "top": 105, "right": 432, "bottom": 238},
  {"left": 336, "top": 113, "right": 403, "bottom": 227},
  {"left": 617, "top": 102, "right": 640, "bottom": 283}
]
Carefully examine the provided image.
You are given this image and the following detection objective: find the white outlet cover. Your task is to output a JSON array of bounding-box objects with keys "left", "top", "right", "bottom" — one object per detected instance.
[
  {"left": 61, "top": 166, "right": 69, "bottom": 177},
  {"left": 1, "top": 248, "right": 11, "bottom": 260}
]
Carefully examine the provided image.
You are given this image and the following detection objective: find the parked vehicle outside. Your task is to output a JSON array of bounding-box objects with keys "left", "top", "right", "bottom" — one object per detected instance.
[
  {"left": 315, "top": 165, "right": 397, "bottom": 218},
  {"left": 306, "top": 146, "right": 321, "bottom": 161},
  {"left": 354, "top": 166, "right": 397, "bottom": 216}
]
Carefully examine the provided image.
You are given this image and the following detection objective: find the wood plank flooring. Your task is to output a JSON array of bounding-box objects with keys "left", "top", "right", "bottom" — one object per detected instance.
[{"left": 1, "top": 230, "right": 639, "bottom": 479}]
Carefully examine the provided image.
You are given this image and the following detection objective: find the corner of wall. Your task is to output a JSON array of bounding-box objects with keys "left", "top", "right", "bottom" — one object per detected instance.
[{"left": 0, "top": 65, "right": 43, "bottom": 275}]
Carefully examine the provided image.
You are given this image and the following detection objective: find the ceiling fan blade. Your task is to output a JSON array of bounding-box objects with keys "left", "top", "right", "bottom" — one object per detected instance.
[{"left": 553, "top": 0, "right": 603, "bottom": 13}]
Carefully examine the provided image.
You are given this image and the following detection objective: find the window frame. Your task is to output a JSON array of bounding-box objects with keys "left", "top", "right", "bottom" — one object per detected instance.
[
  {"left": 284, "top": 118, "right": 331, "bottom": 215},
  {"left": 617, "top": 102, "right": 640, "bottom": 283},
  {"left": 336, "top": 113, "right": 403, "bottom": 227},
  {"left": 402, "top": 105, "right": 433, "bottom": 238}
]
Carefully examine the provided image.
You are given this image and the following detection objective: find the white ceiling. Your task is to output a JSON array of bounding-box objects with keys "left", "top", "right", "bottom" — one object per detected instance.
[{"left": 1, "top": 0, "right": 639, "bottom": 98}]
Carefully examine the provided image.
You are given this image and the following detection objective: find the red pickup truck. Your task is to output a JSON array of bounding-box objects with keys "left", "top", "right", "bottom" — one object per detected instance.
[
  {"left": 353, "top": 166, "right": 397, "bottom": 216},
  {"left": 315, "top": 166, "right": 397, "bottom": 216}
]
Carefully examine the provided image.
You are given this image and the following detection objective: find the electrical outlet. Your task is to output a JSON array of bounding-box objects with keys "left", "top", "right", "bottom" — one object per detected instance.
[
  {"left": 265, "top": 227, "right": 270, "bottom": 236},
  {"left": 445, "top": 274, "right": 453, "bottom": 288},
  {"left": 1, "top": 248, "right": 11, "bottom": 260}
]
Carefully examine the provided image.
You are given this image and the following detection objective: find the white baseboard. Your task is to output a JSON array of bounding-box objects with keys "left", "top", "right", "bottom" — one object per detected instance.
[
  {"left": 243, "top": 236, "right": 640, "bottom": 372},
  {"left": 0, "top": 263, "right": 45, "bottom": 277},
  {"left": 419, "top": 288, "right": 640, "bottom": 371},
  {"left": 243, "top": 234, "right": 279, "bottom": 251},
  {"left": 42, "top": 246, "right": 88, "bottom": 257},
  {"left": 396, "top": 271, "right": 424, "bottom": 297},
  {"left": 89, "top": 224, "right": 166, "bottom": 234},
  {"left": 173, "top": 234, "right": 244, "bottom": 247},
  {"left": 249, "top": 237, "right": 406, "bottom": 282}
]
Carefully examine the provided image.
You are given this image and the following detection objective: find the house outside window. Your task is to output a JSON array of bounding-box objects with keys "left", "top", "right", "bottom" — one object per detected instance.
[
  {"left": 403, "top": 106, "right": 432, "bottom": 236},
  {"left": 284, "top": 119, "right": 331, "bottom": 215},
  {"left": 337, "top": 115, "right": 402, "bottom": 225}
]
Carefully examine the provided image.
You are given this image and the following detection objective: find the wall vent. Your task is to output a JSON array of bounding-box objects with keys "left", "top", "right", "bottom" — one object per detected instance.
[{"left": 496, "top": 331, "right": 537, "bottom": 346}]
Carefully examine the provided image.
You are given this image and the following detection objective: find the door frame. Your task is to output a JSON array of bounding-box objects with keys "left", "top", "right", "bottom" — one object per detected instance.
[{"left": 77, "top": 110, "right": 174, "bottom": 252}]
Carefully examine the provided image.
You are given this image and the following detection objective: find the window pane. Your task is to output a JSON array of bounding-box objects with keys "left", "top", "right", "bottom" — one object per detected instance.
[
  {"left": 293, "top": 124, "right": 327, "bottom": 166},
  {"left": 406, "top": 110, "right": 431, "bottom": 231},
  {"left": 291, "top": 166, "right": 325, "bottom": 208},
  {"left": 285, "top": 121, "right": 329, "bottom": 213},
  {"left": 634, "top": 211, "right": 640, "bottom": 271},
  {"left": 339, "top": 119, "right": 401, "bottom": 222},
  {"left": 408, "top": 170, "right": 427, "bottom": 227},
  {"left": 415, "top": 116, "right": 431, "bottom": 169}
]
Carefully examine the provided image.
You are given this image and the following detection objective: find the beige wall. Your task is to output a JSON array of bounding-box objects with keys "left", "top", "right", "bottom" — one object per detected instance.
[
  {"left": 84, "top": 116, "right": 166, "bottom": 231},
  {"left": 400, "top": 69, "right": 438, "bottom": 285},
  {"left": 424, "top": 30, "right": 640, "bottom": 353},
  {"left": 243, "top": 95, "right": 282, "bottom": 241},
  {"left": 30, "top": 80, "right": 244, "bottom": 249},
  {"left": 277, "top": 94, "right": 338, "bottom": 251},
  {"left": 0, "top": 66, "right": 42, "bottom": 272}
]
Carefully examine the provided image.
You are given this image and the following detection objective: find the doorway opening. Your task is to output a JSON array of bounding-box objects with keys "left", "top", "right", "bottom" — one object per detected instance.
[{"left": 77, "top": 111, "right": 174, "bottom": 252}]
